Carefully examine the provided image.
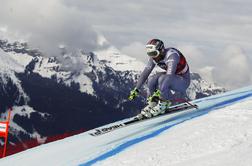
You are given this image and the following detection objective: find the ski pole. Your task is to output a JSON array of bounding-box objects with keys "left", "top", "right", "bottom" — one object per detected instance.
[{"left": 172, "top": 98, "right": 198, "bottom": 109}]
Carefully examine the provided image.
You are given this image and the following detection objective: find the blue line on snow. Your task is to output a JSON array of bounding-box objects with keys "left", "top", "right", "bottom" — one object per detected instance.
[
  {"left": 194, "top": 88, "right": 252, "bottom": 104},
  {"left": 80, "top": 92, "right": 252, "bottom": 166},
  {"left": 81, "top": 121, "right": 185, "bottom": 166}
]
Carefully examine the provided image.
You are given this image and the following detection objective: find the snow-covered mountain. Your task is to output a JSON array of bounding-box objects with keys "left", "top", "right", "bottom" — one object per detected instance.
[{"left": 0, "top": 39, "right": 225, "bottom": 156}]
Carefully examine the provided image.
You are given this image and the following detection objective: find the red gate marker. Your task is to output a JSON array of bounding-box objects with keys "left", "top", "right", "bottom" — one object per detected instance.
[{"left": 0, "top": 108, "right": 11, "bottom": 158}]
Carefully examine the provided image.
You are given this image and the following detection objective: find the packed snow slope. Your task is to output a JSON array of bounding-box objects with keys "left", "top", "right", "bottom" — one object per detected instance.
[{"left": 0, "top": 86, "right": 252, "bottom": 166}]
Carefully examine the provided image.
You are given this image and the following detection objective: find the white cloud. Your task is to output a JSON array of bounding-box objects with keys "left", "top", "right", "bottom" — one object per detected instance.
[
  {"left": 212, "top": 45, "right": 252, "bottom": 89},
  {"left": 198, "top": 66, "right": 215, "bottom": 83},
  {"left": 0, "top": 26, "right": 7, "bottom": 33},
  {"left": 0, "top": 0, "right": 99, "bottom": 56},
  {"left": 121, "top": 42, "right": 146, "bottom": 62},
  {"left": 178, "top": 44, "right": 252, "bottom": 89}
]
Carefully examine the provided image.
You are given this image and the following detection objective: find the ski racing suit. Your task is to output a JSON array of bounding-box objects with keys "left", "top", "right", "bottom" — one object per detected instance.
[{"left": 136, "top": 48, "right": 190, "bottom": 101}]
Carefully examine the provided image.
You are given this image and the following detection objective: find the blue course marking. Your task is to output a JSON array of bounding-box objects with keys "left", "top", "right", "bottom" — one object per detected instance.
[
  {"left": 80, "top": 91, "right": 252, "bottom": 166},
  {"left": 194, "top": 87, "right": 252, "bottom": 104},
  {"left": 157, "top": 92, "right": 252, "bottom": 129},
  {"left": 80, "top": 121, "right": 184, "bottom": 166}
]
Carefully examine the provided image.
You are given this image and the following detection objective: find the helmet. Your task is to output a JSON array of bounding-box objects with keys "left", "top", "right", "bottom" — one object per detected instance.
[{"left": 146, "top": 39, "right": 165, "bottom": 58}]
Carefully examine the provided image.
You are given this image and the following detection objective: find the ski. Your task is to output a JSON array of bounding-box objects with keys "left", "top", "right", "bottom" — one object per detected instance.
[
  {"left": 89, "top": 102, "right": 198, "bottom": 137},
  {"left": 124, "top": 102, "right": 198, "bottom": 125}
]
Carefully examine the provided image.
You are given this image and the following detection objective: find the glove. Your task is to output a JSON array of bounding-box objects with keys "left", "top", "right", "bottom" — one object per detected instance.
[{"left": 128, "top": 88, "right": 139, "bottom": 100}]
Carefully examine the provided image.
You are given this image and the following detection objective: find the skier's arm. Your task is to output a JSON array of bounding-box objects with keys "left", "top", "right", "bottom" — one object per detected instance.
[
  {"left": 165, "top": 53, "right": 179, "bottom": 76},
  {"left": 135, "top": 58, "right": 155, "bottom": 90}
]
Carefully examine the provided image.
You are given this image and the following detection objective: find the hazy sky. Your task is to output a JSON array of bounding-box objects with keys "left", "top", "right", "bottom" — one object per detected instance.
[{"left": 0, "top": 0, "right": 252, "bottom": 89}]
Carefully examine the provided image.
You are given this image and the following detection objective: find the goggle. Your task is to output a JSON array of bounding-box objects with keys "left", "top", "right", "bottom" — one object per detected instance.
[
  {"left": 146, "top": 44, "right": 160, "bottom": 58},
  {"left": 147, "top": 50, "right": 160, "bottom": 58}
]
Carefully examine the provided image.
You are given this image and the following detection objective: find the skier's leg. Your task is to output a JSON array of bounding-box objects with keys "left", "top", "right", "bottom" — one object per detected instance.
[
  {"left": 147, "top": 72, "right": 165, "bottom": 97},
  {"left": 150, "top": 73, "right": 190, "bottom": 116},
  {"left": 157, "top": 74, "right": 173, "bottom": 100},
  {"left": 159, "top": 73, "right": 190, "bottom": 101}
]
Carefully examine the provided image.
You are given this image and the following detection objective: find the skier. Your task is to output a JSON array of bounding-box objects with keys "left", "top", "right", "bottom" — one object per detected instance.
[{"left": 128, "top": 39, "right": 190, "bottom": 118}]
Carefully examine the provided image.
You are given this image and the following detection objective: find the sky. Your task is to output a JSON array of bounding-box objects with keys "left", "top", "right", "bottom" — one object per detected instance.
[{"left": 0, "top": 0, "right": 252, "bottom": 89}]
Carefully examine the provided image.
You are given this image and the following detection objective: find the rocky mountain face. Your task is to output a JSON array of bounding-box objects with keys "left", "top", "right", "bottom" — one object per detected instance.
[{"left": 0, "top": 39, "right": 225, "bottom": 155}]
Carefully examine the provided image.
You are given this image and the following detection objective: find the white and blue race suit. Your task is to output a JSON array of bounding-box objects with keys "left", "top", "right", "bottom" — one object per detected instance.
[{"left": 136, "top": 47, "right": 190, "bottom": 101}]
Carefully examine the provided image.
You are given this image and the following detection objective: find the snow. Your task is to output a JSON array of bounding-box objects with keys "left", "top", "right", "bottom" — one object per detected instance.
[
  {"left": 94, "top": 46, "right": 145, "bottom": 72},
  {"left": 0, "top": 86, "right": 251, "bottom": 166},
  {"left": 96, "top": 97, "right": 252, "bottom": 166},
  {"left": 7, "top": 52, "right": 33, "bottom": 71},
  {"left": 33, "top": 56, "right": 61, "bottom": 78},
  {"left": 67, "top": 74, "right": 95, "bottom": 95},
  {"left": 0, "top": 41, "right": 248, "bottom": 165},
  {"left": 31, "top": 53, "right": 97, "bottom": 95},
  {"left": 0, "top": 49, "right": 28, "bottom": 73},
  {"left": 0, "top": 106, "right": 49, "bottom": 144},
  {"left": 0, "top": 49, "right": 33, "bottom": 104},
  {"left": 0, "top": 71, "right": 29, "bottom": 102},
  {"left": 1, "top": 41, "right": 224, "bottom": 99}
]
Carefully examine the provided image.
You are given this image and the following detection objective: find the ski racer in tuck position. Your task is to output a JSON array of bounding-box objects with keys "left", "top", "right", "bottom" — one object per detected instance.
[{"left": 128, "top": 39, "right": 191, "bottom": 118}]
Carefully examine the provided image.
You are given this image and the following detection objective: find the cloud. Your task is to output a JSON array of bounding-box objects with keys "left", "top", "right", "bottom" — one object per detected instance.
[
  {"left": 178, "top": 44, "right": 252, "bottom": 89},
  {"left": 212, "top": 45, "right": 252, "bottom": 89},
  {"left": 198, "top": 66, "right": 215, "bottom": 84},
  {"left": 121, "top": 42, "right": 146, "bottom": 62},
  {"left": 0, "top": 0, "right": 99, "bottom": 56},
  {"left": 1, "top": 0, "right": 252, "bottom": 89},
  {"left": 60, "top": 0, "right": 252, "bottom": 49}
]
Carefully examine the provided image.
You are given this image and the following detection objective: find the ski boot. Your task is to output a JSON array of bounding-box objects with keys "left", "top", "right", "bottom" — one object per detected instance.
[
  {"left": 139, "top": 90, "right": 161, "bottom": 119},
  {"left": 149, "top": 100, "right": 172, "bottom": 117}
]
